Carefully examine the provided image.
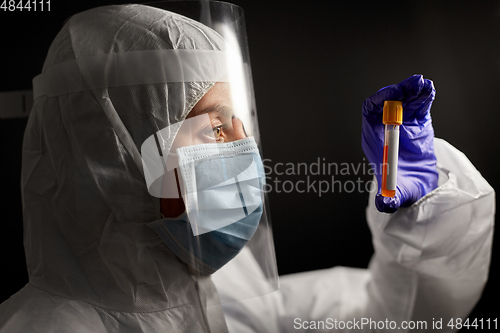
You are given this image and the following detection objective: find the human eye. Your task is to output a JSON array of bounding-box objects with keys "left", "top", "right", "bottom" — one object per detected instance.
[
  {"left": 213, "top": 124, "right": 224, "bottom": 141},
  {"left": 200, "top": 119, "right": 226, "bottom": 143}
]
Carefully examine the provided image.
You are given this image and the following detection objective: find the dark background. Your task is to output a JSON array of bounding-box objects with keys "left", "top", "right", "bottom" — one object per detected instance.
[{"left": 1, "top": 0, "right": 498, "bottom": 327}]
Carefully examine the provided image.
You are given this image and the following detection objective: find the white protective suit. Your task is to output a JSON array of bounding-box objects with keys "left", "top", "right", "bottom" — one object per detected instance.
[
  {"left": 213, "top": 138, "right": 495, "bottom": 332},
  {"left": 0, "top": 4, "right": 495, "bottom": 333}
]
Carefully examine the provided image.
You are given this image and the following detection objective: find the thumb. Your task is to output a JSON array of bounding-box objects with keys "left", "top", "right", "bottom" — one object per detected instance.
[{"left": 375, "top": 192, "right": 401, "bottom": 213}]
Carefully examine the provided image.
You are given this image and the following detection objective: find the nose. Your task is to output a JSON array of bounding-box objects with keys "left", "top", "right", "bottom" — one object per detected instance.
[{"left": 230, "top": 117, "right": 247, "bottom": 141}]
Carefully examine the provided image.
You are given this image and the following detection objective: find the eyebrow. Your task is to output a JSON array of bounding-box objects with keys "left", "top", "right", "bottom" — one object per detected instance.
[{"left": 199, "top": 104, "right": 233, "bottom": 118}]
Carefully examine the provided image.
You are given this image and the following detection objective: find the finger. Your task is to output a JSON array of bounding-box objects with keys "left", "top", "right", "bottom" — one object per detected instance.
[
  {"left": 375, "top": 193, "right": 400, "bottom": 213},
  {"left": 397, "top": 74, "right": 425, "bottom": 101},
  {"left": 404, "top": 79, "right": 436, "bottom": 120},
  {"left": 362, "top": 84, "right": 404, "bottom": 117},
  {"left": 362, "top": 75, "right": 430, "bottom": 119}
]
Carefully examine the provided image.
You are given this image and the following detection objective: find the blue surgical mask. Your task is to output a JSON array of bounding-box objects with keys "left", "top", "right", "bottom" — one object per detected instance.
[{"left": 148, "top": 137, "right": 265, "bottom": 274}]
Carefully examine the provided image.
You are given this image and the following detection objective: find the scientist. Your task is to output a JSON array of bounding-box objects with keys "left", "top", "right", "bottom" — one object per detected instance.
[{"left": 0, "top": 3, "right": 494, "bottom": 333}]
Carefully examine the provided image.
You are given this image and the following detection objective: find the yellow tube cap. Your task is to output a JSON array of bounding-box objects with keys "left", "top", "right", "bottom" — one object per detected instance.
[{"left": 383, "top": 101, "right": 403, "bottom": 125}]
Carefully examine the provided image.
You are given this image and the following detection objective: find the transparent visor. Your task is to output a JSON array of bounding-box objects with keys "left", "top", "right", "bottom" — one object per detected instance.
[{"left": 136, "top": 1, "right": 278, "bottom": 304}]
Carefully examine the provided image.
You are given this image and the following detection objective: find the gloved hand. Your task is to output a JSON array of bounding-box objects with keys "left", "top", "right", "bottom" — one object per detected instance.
[{"left": 362, "top": 75, "right": 438, "bottom": 213}]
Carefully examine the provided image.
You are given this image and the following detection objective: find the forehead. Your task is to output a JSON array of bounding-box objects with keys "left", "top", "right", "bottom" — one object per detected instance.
[{"left": 187, "top": 82, "right": 233, "bottom": 119}]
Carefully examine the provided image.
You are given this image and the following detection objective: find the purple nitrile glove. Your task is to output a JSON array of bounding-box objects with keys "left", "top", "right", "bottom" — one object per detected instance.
[{"left": 362, "top": 75, "right": 438, "bottom": 213}]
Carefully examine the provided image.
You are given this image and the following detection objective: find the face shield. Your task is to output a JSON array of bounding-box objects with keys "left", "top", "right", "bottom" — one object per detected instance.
[
  {"left": 32, "top": 1, "right": 278, "bottom": 306},
  {"left": 144, "top": 1, "right": 279, "bottom": 304}
]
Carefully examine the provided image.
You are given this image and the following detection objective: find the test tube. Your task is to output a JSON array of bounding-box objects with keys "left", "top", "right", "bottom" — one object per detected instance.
[{"left": 381, "top": 101, "right": 403, "bottom": 197}]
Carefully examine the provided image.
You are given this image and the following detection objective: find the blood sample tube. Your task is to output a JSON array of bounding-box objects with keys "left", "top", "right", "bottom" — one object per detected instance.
[{"left": 381, "top": 101, "right": 403, "bottom": 197}]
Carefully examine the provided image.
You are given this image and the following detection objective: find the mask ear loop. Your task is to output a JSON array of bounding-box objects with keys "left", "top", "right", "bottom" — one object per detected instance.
[
  {"left": 158, "top": 145, "right": 186, "bottom": 217},
  {"left": 174, "top": 169, "right": 183, "bottom": 199},
  {"left": 156, "top": 133, "right": 183, "bottom": 201}
]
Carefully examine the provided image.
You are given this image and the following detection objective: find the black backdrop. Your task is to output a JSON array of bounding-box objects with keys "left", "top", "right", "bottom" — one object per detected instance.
[{"left": 1, "top": 0, "right": 498, "bottom": 327}]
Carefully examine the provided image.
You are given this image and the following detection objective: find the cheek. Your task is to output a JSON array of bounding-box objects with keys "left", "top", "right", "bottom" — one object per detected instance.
[{"left": 172, "top": 133, "right": 204, "bottom": 149}]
